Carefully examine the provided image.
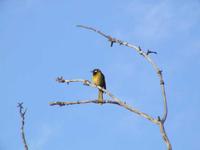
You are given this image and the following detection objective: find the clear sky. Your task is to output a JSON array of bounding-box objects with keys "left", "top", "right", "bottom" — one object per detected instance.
[{"left": 0, "top": 0, "right": 200, "bottom": 149}]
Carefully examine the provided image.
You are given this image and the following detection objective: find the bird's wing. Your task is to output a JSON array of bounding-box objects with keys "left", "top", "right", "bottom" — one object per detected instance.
[{"left": 102, "top": 74, "right": 106, "bottom": 89}]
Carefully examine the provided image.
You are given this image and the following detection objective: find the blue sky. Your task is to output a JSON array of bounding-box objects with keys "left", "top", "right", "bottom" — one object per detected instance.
[{"left": 0, "top": 0, "right": 200, "bottom": 149}]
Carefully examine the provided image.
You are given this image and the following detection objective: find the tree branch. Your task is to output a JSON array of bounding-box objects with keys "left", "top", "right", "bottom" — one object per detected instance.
[
  {"left": 51, "top": 77, "right": 171, "bottom": 149},
  {"left": 17, "top": 102, "right": 28, "bottom": 150},
  {"left": 76, "top": 25, "right": 171, "bottom": 150},
  {"left": 50, "top": 25, "right": 172, "bottom": 150},
  {"left": 54, "top": 77, "right": 159, "bottom": 124},
  {"left": 49, "top": 99, "right": 158, "bottom": 124},
  {"left": 77, "top": 25, "right": 167, "bottom": 123},
  {"left": 159, "top": 120, "right": 172, "bottom": 150}
]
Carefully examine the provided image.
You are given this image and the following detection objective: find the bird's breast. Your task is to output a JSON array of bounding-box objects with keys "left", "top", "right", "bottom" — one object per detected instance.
[{"left": 92, "top": 73, "right": 102, "bottom": 86}]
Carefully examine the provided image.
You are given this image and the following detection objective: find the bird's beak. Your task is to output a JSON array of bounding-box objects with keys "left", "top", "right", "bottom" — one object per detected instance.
[{"left": 90, "top": 70, "right": 93, "bottom": 73}]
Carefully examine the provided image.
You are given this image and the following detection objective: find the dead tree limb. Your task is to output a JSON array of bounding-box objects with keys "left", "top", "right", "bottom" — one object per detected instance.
[
  {"left": 18, "top": 102, "right": 28, "bottom": 150},
  {"left": 76, "top": 25, "right": 171, "bottom": 149},
  {"left": 50, "top": 25, "right": 172, "bottom": 150},
  {"left": 50, "top": 78, "right": 158, "bottom": 124},
  {"left": 77, "top": 25, "right": 167, "bottom": 123},
  {"left": 50, "top": 77, "right": 171, "bottom": 149}
]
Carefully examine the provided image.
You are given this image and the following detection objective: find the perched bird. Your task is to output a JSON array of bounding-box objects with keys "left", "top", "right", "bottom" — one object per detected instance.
[{"left": 91, "top": 69, "right": 106, "bottom": 104}]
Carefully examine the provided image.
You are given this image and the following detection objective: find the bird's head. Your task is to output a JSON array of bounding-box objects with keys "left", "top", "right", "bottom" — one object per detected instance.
[{"left": 91, "top": 68, "right": 101, "bottom": 75}]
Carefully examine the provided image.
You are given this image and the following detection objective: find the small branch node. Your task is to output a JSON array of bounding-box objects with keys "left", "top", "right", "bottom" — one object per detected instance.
[
  {"left": 56, "top": 102, "right": 65, "bottom": 106},
  {"left": 59, "top": 102, "right": 65, "bottom": 106},
  {"left": 138, "top": 46, "right": 145, "bottom": 56},
  {"left": 83, "top": 80, "right": 90, "bottom": 86},
  {"left": 157, "top": 70, "right": 163, "bottom": 75},
  {"left": 158, "top": 116, "right": 161, "bottom": 121},
  {"left": 17, "top": 102, "right": 24, "bottom": 109},
  {"left": 110, "top": 41, "right": 114, "bottom": 47},
  {"left": 22, "top": 109, "right": 27, "bottom": 116},
  {"left": 119, "top": 41, "right": 124, "bottom": 45},
  {"left": 108, "top": 36, "right": 117, "bottom": 47},
  {"left": 146, "top": 49, "right": 158, "bottom": 55},
  {"left": 56, "top": 76, "right": 65, "bottom": 83},
  {"left": 160, "top": 80, "right": 165, "bottom": 85},
  {"left": 138, "top": 46, "right": 142, "bottom": 51}
]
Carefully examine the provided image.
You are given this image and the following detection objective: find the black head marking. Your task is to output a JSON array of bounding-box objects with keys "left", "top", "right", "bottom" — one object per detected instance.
[{"left": 91, "top": 68, "right": 101, "bottom": 74}]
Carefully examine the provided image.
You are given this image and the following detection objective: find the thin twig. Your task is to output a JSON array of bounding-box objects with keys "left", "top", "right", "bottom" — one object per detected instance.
[
  {"left": 17, "top": 102, "right": 28, "bottom": 150},
  {"left": 146, "top": 49, "right": 157, "bottom": 55},
  {"left": 77, "top": 25, "right": 167, "bottom": 123}
]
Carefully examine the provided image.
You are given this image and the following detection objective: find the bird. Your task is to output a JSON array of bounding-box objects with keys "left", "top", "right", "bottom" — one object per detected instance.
[{"left": 91, "top": 68, "right": 106, "bottom": 104}]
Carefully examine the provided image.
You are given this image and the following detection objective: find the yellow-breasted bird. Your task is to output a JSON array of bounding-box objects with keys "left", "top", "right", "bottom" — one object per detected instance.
[{"left": 91, "top": 69, "right": 106, "bottom": 104}]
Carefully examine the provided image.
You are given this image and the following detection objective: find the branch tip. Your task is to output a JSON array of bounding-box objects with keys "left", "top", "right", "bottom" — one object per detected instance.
[
  {"left": 147, "top": 50, "right": 158, "bottom": 55},
  {"left": 56, "top": 76, "right": 65, "bottom": 83},
  {"left": 17, "top": 102, "right": 24, "bottom": 108},
  {"left": 110, "top": 41, "right": 114, "bottom": 47}
]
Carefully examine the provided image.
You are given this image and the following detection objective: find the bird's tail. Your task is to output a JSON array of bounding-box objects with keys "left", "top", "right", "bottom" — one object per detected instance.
[{"left": 98, "top": 90, "right": 103, "bottom": 105}]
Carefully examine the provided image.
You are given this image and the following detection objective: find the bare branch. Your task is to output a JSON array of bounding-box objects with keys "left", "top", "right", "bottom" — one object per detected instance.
[
  {"left": 50, "top": 25, "right": 171, "bottom": 149},
  {"left": 49, "top": 98, "right": 159, "bottom": 124},
  {"left": 17, "top": 102, "right": 28, "bottom": 150},
  {"left": 49, "top": 99, "right": 102, "bottom": 106},
  {"left": 52, "top": 77, "right": 171, "bottom": 148},
  {"left": 76, "top": 25, "right": 110, "bottom": 39},
  {"left": 56, "top": 77, "right": 121, "bottom": 103},
  {"left": 159, "top": 122, "right": 172, "bottom": 150},
  {"left": 77, "top": 25, "right": 168, "bottom": 123},
  {"left": 75, "top": 25, "right": 172, "bottom": 149},
  {"left": 55, "top": 78, "right": 159, "bottom": 123}
]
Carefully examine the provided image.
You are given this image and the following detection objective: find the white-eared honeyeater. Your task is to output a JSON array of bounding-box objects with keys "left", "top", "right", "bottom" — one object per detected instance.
[{"left": 91, "top": 69, "right": 106, "bottom": 104}]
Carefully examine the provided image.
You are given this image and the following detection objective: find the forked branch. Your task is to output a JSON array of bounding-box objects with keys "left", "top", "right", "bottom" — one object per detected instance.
[
  {"left": 50, "top": 25, "right": 172, "bottom": 150},
  {"left": 18, "top": 102, "right": 28, "bottom": 150},
  {"left": 50, "top": 77, "right": 171, "bottom": 149},
  {"left": 50, "top": 77, "right": 158, "bottom": 124},
  {"left": 77, "top": 25, "right": 167, "bottom": 123}
]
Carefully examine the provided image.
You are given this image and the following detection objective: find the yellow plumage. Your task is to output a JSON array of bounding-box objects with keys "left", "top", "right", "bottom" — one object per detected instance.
[{"left": 91, "top": 69, "right": 106, "bottom": 104}]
